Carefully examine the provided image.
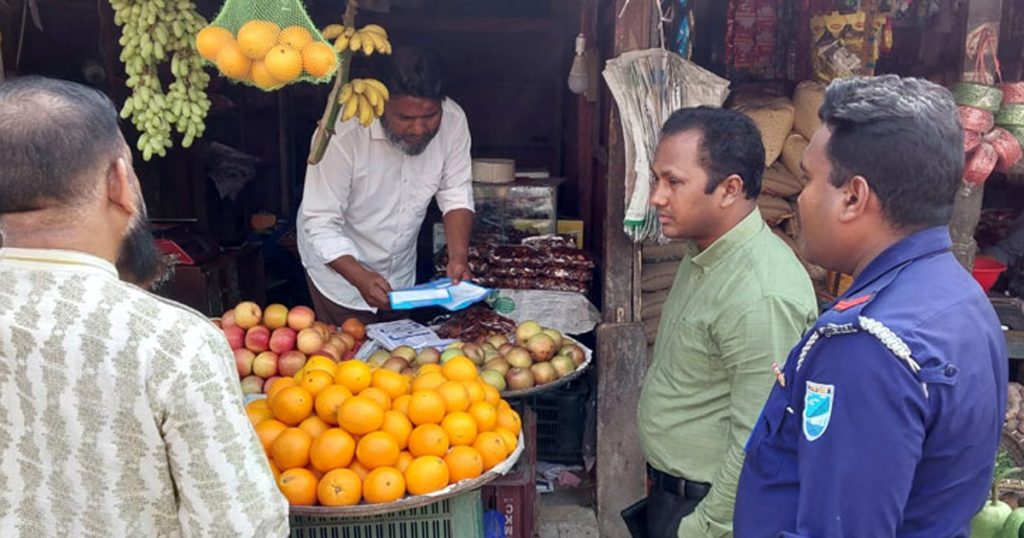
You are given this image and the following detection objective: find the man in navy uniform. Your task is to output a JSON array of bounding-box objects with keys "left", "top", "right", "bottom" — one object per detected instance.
[{"left": 734, "top": 75, "right": 1008, "bottom": 536}]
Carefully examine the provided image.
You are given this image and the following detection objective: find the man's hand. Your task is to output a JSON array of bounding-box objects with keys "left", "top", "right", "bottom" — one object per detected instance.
[
  {"left": 447, "top": 258, "right": 473, "bottom": 285},
  {"left": 351, "top": 269, "right": 392, "bottom": 310}
]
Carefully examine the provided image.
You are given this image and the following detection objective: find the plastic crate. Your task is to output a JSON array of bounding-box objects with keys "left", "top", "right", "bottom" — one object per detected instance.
[
  {"left": 525, "top": 380, "right": 589, "bottom": 464},
  {"left": 289, "top": 489, "right": 482, "bottom": 538},
  {"left": 482, "top": 407, "right": 537, "bottom": 538}
]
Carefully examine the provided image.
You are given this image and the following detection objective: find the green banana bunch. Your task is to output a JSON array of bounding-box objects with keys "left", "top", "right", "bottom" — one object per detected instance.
[
  {"left": 110, "top": 0, "right": 210, "bottom": 160},
  {"left": 322, "top": 23, "right": 392, "bottom": 56},
  {"left": 337, "top": 78, "right": 390, "bottom": 127}
]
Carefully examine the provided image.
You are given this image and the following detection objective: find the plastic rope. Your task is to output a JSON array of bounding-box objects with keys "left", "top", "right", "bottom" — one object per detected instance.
[
  {"left": 959, "top": 105, "right": 995, "bottom": 133},
  {"left": 999, "top": 82, "right": 1024, "bottom": 105},
  {"left": 953, "top": 82, "right": 1004, "bottom": 112},
  {"left": 997, "top": 104, "right": 1024, "bottom": 127}
]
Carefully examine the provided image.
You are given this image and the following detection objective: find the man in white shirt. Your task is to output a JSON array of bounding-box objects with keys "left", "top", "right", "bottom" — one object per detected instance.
[
  {"left": 0, "top": 76, "right": 288, "bottom": 537},
  {"left": 298, "top": 48, "right": 474, "bottom": 324}
]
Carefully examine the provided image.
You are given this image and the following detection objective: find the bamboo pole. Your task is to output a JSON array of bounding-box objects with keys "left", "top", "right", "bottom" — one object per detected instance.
[{"left": 307, "top": 0, "right": 358, "bottom": 165}]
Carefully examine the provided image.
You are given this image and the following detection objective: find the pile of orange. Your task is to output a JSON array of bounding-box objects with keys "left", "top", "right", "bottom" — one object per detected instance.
[
  {"left": 196, "top": 21, "right": 338, "bottom": 90},
  {"left": 246, "top": 354, "right": 522, "bottom": 506}
]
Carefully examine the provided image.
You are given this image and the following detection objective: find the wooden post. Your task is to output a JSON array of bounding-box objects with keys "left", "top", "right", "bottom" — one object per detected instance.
[
  {"left": 950, "top": 0, "right": 1003, "bottom": 268},
  {"left": 595, "top": 0, "right": 651, "bottom": 534}
]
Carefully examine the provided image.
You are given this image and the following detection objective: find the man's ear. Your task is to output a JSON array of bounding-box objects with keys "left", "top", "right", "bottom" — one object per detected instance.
[
  {"left": 837, "top": 175, "right": 871, "bottom": 223},
  {"left": 106, "top": 157, "right": 137, "bottom": 217},
  {"left": 719, "top": 174, "right": 746, "bottom": 208}
]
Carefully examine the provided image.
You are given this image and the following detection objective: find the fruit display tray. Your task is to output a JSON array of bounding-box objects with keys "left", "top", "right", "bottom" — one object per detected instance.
[
  {"left": 287, "top": 429, "right": 524, "bottom": 517},
  {"left": 500, "top": 341, "right": 593, "bottom": 399}
]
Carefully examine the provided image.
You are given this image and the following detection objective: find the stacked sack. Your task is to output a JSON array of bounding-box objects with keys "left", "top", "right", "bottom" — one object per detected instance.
[{"left": 953, "top": 82, "right": 1023, "bottom": 186}]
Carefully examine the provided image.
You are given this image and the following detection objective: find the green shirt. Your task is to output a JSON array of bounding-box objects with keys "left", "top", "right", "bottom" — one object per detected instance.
[{"left": 636, "top": 209, "right": 817, "bottom": 538}]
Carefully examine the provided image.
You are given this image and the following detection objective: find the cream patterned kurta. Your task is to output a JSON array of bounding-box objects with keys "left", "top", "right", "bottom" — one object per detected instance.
[{"left": 0, "top": 248, "right": 289, "bottom": 537}]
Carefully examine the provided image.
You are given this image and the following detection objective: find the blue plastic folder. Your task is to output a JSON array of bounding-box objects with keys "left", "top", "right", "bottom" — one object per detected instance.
[{"left": 388, "top": 278, "right": 491, "bottom": 311}]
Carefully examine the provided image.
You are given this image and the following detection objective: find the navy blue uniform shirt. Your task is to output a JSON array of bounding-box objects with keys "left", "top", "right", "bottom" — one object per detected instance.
[{"left": 734, "top": 226, "right": 1008, "bottom": 537}]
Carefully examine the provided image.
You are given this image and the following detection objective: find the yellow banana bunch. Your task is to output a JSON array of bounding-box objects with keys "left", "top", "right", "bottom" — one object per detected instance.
[
  {"left": 321, "top": 24, "right": 391, "bottom": 56},
  {"left": 337, "top": 77, "right": 390, "bottom": 127}
]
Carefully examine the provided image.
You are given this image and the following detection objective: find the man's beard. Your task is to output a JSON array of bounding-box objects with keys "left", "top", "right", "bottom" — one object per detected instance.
[
  {"left": 116, "top": 200, "right": 164, "bottom": 288},
  {"left": 382, "top": 116, "right": 439, "bottom": 156}
]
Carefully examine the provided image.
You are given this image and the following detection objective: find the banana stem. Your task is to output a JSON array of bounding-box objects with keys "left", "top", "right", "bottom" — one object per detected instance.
[{"left": 307, "top": 0, "right": 359, "bottom": 165}]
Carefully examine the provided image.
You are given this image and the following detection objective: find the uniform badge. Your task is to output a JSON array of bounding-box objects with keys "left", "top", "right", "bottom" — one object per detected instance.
[{"left": 803, "top": 381, "right": 835, "bottom": 441}]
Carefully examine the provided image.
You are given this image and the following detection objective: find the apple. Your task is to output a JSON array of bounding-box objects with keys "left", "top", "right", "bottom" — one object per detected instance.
[
  {"left": 245, "top": 326, "right": 271, "bottom": 353},
  {"left": 480, "top": 369, "right": 507, "bottom": 391},
  {"left": 234, "top": 348, "right": 256, "bottom": 377},
  {"left": 252, "top": 351, "right": 279, "bottom": 378},
  {"left": 505, "top": 346, "right": 533, "bottom": 369},
  {"left": 441, "top": 348, "right": 465, "bottom": 364},
  {"left": 262, "top": 304, "right": 288, "bottom": 330},
  {"left": 221, "top": 309, "right": 237, "bottom": 328},
  {"left": 484, "top": 357, "right": 510, "bottom": 376},
  {"left": 321, "top": 341, "right": 344, "bottom": 358},
  {"left": 313, "top": 321, "right": 332, "bottom": 341},
  {"left": 559, "top": 344, "right": 587, "bottom": 366},
  {"left": 222, "top": 325, "right": 245, "bottom": 350},
  {"left": 551, "top": 356, "right": 577, "bottom": 378},
  {"left": 461, "top": 343, "right": 485, "bottom": 365},
  {"left": 337, "top": 333, "right": 357, "bottom": 351},
  {"left": 296, "top": 328, "right": 325, "bottom": 355},
  {"left": 486, "top": 333, "right": 509, "bottom": 348},
  {"left": 531, "top": 362, "right": 557, "bottom": 385},
  {"left": 415, "top": 347, "right": 441, "bottom": 366},
  {"left": 526, "top": 334, "right": 556, "bottom": 362},
  {"left": 234, "top": 301, "right": 263, "bottom": 329},
  {"left": 498, "top": 343, "right": 515, "bottom": 357},
  {"left": 515, "top": 321, "right": 542, "bottom": 344},
  {"left": 506, "top": 367, "right": 535, "bottom": 390},
  {"left": 401, "top": 367, "right": 415, "bottom": 376},
  {"left": 392, "top": 346, "right": 417, "bottom": 362},
  {"left": 341, "top": 350, "right": 356, "bottom": 361},
  {"left": 313, "top": 348, "right": 339, "bottom": 362},
  {"left": 382, "top": 357, "right": 410, "bottom": 373},
  {"left": 368, "top": 350, "right": 391, "bottom": 367},
  {"left": 269, "top": 327, "right": 297, "bottom": 354},
  {"left": 542, "top": 329, "right": 563, "bottom": 349},
  {"left": 263, "top": 376, "right": 282, "bottom": 393},
  {"left": 446, "top": 342, "right": 464, "bottom": 350},
  {"left": 287, "top": 306, "right": 316, "bottom": 331},
  {"left": 279, "top": 350, "right": 307, "bottom": 377},
  {"left": 240, "top": 375, "right": 265, "bottom": 395}
]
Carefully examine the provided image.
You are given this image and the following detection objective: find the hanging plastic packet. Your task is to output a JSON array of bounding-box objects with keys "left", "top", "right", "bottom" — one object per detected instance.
[{"left": 194, "top": 0, "right": 339, "bottom": 90}]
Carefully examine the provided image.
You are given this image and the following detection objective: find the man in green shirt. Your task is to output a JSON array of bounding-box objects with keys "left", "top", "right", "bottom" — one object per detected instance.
[{"left": 630, "top": 107, "right": 817, "bottom": 537}]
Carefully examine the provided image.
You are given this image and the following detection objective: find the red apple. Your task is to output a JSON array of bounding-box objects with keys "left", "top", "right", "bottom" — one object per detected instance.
[
  {"left": 269, "top": 327, "right": 297, "bottom": 354},
  {"left": 297, "top": 328, "right": 325, "bottom": 355},
  {"left": 240, "top": 375, "right": 265, "bottom": 395},
  {"left": 222, "top": 325, "right": 245, "bottom": 350},
  {"left": 234, "top": 301, "right": 263, "bottom": 329},
  {"left": 252, "top": 351, "right": 279, "bottom": 378},
  {"left": 263, "top": 303, "right": 289, "bottom": 330},
  {"left": 279, "top": 350, "right": 308, "bottom": 377},
  {"left": 234, "top": 348, "right": 256, "bottom": 377},
  {"left": 313, "top": 348, "right": 339, "bottom": 362},
  {"left": 263, "top": 376, "right": 282, "bottom": 393},
  {"left": 287, "top": 306, "right": 316, "bottom": 331},
  {"left": 313, "top": 321, "right": 332, "bottom": 341},
  {"left": 245, "top": 325, "right": 271, "bottom": 353},
  {"left": 221, "top": 309, "right": 237, "bottom": 328}
]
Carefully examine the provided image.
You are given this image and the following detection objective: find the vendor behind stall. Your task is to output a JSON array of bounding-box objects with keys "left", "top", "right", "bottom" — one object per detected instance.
[{"left": 297, "top": 48, "right": 474, "bottom": 325}]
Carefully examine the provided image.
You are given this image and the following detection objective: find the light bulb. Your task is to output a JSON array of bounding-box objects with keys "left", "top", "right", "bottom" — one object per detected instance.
[{"left": 567, "top": 33, "right": 589, "bottom": 95}]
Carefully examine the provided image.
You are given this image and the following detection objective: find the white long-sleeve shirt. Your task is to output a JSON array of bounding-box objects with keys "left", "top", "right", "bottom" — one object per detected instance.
[
  {"left": 0, "top": 248, "right": 289, "bottom": 537},
  {"left": 297, "top": 98, "right": 474, "bottom": 312}
]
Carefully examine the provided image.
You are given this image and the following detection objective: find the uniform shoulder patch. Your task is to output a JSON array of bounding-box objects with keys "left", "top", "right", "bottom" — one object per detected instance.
[
  {"left": 803, "top": 381, "right": 835, "bottom": 441},
  {"left": 833, "top": 294, "right": 874, "bottom": 312}
]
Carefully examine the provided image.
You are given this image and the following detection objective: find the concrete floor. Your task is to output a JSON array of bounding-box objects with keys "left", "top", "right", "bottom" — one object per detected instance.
[{"left": 536, "top": 488, "right": 599, "bottom": 538}]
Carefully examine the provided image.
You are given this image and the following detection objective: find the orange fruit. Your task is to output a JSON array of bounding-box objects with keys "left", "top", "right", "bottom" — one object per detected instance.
[
  {"left": 269, "top": 386, "right": 314, "bottom": 426},
  {"left": 496, "top": 408, "right": 522, "bottom": 436},
  {"left": 497, "top": 399, "right": 511, "bottom": 411},
  {"left": 271, "top": 427, "right": 313, "bottom": 470},
  {"left": 336, "top": 360, "right": 373, "bottom": 393},
  {"left": 299, "top": 415, "right": 330, "bottom": 439},
  {"left": 255, "top": 419, "right": 288, "bottom": 455},
  {"left": 407, "top": 390, "right": 446, "bottom": 426},
  {"left": 392, "top": 394, "right": 412, "bottom": 416},
  {"left": 373, "top": 369, "right": 410, "bottom": 399},
  {"left": 405, "top": 456, "right": 449, "bottom": 495},
  {"left": 249, "top": 61, "right": 282, "bottom": 90},
  {"left": 495, "top": 427, "right": 518, "bottom": 452},
  {"left": 278, "top": 467, "right": 318, "bottom": 505},
  {"left": 363, "top": 467, "right": 406, "bottom": 504},
  {"left": 417, "top": 364, "right": 443, "bottom": 376},
  {"left": 268, "top": 459, "right": 282, "bottom": 481},
  {"left": 349, "top": 460, "right": 370, "bottom": 481},
  {"left": 264, "top": 45, "right": 303, "bottom": 84},
  {"left": 341, "top": 318, "right": 366, "bottom": 341},
  {"left": 302, "top": 42, "right": 337, "bottom": 78},
  {"left": 482, "top": 384, "right": 501, "bottom": 406},
  {"left": 306, "top": 466, "right": 324, "bottom": 481},
  {"left": 444, "top": 446, "right": 484, "bottom": 483},
  {"left": 396, "top": 451, "right": 414, "bottom": 473},
  {"left": 215, "top": 41, "right": 252, "bottom": 80},
  {"left": 380, "top": 410, "right": 413, "bottom": 450},
  {"left": 279, "top": 25, "right": 313, "bottom": 49},
  {"left": 468, "top": 402, "right": 498, "bottom": 432},
  {"left": 436, "top": 381, "right": 469, "bottom": 413},
  {"left": 315, "top": 385, "right": 352, "bottom": 425},
  {"left": 317, "top": 468, "right": 362, "bottom": 506},
  {"left": 309, "top": 428, "right": 356, "bottom": 472},
  {"left": 237, "top": 20, "right": 280, "bottom": 59},
  {"left": 247, "top": 406, "right": 274, "bottom": 427},
  {"left": 305, "top": 355, "right": 338, "bottom": 376},
  {"left": 266, "top": 377, "right": 297, "bottom": 403},
  {"left": 442, "top": 356, "right": 478, "bottom": 382},
  {"left": 473, "top": 432, "right": 508, "bottom": 471},
  {"left": 337, "top": 395, "right": 384, "bottom": 435},
  {"left": 412, "top": 372, "right": 446, "bottom": 393},
  {"left": 463, "top": 380, "right": 485, "bottom": 404},
  {"left": 196, "top": 26, "right": 234, "bottom": 62},
  {"left": 408, "top": 424, "right": 450, "bottom": 458},
  {"left": 441, "top": 411, "right": 478, "bottom": 446},
  {"left": 359, "top": 386, "right": 392, "bottom": 410},
  {"left": 247, "top": 398, "right": 269, "bottom": 411},
  {"left": 356, "top": 431, "right": 401, "bottom": 470},
  {"left": 300, "top": 368, "right": 335, "bottom": 397}
]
